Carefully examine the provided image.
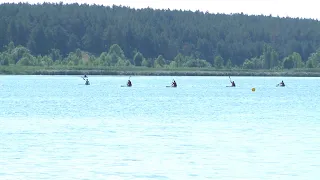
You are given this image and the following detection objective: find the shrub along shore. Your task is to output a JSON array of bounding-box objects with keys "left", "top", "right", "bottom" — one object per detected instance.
[{"left": 1, "top": 66, "right": 320, "bottom": 77}]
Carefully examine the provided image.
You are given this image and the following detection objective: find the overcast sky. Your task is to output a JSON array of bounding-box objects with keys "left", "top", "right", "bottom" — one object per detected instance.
[{"left": 1, "top": 0, "right": 319, "bottom": 20}]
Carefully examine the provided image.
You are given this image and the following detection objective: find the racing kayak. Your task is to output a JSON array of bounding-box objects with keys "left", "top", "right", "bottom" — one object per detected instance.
[
  {"left": 226, "top": 86, "right": 235, "bottom": 87},
  {"left": 166, "top": 86, "right": 177, "bottom": 88}
]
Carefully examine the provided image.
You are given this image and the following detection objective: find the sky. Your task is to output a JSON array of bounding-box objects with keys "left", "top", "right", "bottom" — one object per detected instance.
[{"left": 1, "top": 0, "right": 319, "bottom": 20}]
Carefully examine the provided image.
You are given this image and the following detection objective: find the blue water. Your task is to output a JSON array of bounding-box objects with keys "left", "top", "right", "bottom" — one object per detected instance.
[{"left": 0, "top": 75, "right": 320, "bottom": 179}]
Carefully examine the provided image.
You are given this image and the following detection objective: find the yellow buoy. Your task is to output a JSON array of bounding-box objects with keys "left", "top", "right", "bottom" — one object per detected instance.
[{"left": 252, "top": 88, "right": 255, "bottom": 92}]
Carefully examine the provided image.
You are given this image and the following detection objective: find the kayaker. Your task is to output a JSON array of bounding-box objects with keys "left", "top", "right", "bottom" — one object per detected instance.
[
  {"left": 231, "top": 81, "right": 236, "bottom": 87},
  {"left": 85, "top": 79, "right": 89, "bottom": 85},
  {"left": 172, "top": 80, "right": 177, "bottom": 87},
  {"left": 280, "top": 80, "right": 285, "bottom": 86},
  {"left": 127, "top": 80, "right": 132, "bottom": 87}
]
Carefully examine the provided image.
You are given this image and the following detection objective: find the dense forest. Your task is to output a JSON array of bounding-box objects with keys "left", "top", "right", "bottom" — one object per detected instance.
[{"left": 1, "top": 2, "right": 320, "bottom": 69}]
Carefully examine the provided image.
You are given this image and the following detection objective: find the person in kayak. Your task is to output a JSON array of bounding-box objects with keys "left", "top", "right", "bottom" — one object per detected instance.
[
  {"left": 279, "top": 80, "right": 285, "bottom": 86},
  {"left": 172, "top": 80, "right": 177, "bottom": 87},
  {"left": 85, "top": 79, "right": 90, "bottom": 85},
  {"left": 127, "top": 79, "right": 132, "bottom": 87},
  {"left": 231, "top": 81, "right": 236, "bottom": 87}
]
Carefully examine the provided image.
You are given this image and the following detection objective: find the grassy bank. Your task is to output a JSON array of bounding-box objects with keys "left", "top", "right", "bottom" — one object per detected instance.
[{"left": 1, "top": 65, "right": 320, "bottom": 77}]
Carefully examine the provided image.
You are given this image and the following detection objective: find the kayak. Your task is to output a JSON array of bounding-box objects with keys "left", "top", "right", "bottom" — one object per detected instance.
[
  {"left": 166, "top": 86, "right": 177, "bottom": 88},
  {"left": 121, "top": 85, "right": 131, "bottom": 87},
  {"left": 226, "top": 86, "right": 236, "bottom": 87}
]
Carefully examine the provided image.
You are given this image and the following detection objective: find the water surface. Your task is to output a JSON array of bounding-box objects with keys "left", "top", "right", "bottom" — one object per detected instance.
[{"left": 0, "top": 75, "right": 319, "bottom": 179}]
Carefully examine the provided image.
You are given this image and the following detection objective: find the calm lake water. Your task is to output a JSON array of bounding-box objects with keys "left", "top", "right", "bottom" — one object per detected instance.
[{"left": 0, "top": 75, "right": 320, "bottom": 180}]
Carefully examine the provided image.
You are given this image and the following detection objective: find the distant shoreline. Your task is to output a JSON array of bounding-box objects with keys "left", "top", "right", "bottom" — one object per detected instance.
[
  {"left": 32, "top": 70, "right": 320, "bottom": 77},
  {"left": 1, "top": 66, "right": 320, "bottom": 77}
]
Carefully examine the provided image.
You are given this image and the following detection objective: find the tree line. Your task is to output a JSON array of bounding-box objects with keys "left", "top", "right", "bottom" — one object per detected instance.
[{"left": 0, "top": 2, "right": 320, "bottom": 69}]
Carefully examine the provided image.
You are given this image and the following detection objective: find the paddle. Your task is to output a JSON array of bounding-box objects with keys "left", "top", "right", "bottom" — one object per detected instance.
[
  {"left": 276, "top": 84, "right": 279, "bottom": 87},
  {"left": 228, "top": 76, "right": 233, "bottom": 87},
  {"left": 83, "top": 75, "right": 89, "bottom": 80}
]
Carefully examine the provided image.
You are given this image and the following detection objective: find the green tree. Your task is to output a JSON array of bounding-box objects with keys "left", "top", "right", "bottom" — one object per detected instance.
[
  {"left": 225, "top": 59, "right": 233, "bottom": 69},
  {"left": 262, "top": 45, "right": 278, "bottom": 69},
  {"left": 292, "top": 52, "right": 304, "bottom": 68},
  {"left": 116, "top": 59, "right": 131, "bottom": 66},
  {"left": 66, "top": 52, "right": 81, "bottom": 65},
  {"left": 282, "top": 52, "right": 304, "bottom": 69},
  {"left": 11, "top": 46, "right": 32, "bottom": 64},
  {"left": 154, "top": 55, "right": 165, "bottom": 68},
  {"left": 133, "top": 52, "right": 144, "bottom": 66},
  {"left": 173, "top": 53, "right": 187, "bottom": 67},
  {"left": 41, "top": 55, "right": 54, "bottom": 67},
  {"left": 142, "top": 58, "right": 152, "bottom": 67},
  {"left": 101, "top": 44, "right": 127, "bottom": 66},
  {"left": 184, "top": 58, "right": 211, "bottom": 68},
  {"left": 16, "top": 53, "right": 35, "bottom": 66},
  {"left": 169, "top": 61, "right": 178, "bottom": 68},
  {"left": 108, "top": 44, "right": 126, "bottom": 60},
  {"left": 306, "top": 59, "right": 315, "bottom": 68},
  {"left": 306, "top": 50, "right": 320, "bottom": 68},
  {"left": 0, "top": 52, "right": 10, "bottom": 65},
  {"left": 98, "top": 52, "right": 109, "bottom": 66},
  {"left": 214, "top": 55, "right": 224, "bottom": 69},
  {"left": 282, "top": 56, "right": 295, "bottom": 69},
  {"left": 4, "top": 41, "right": 15, "bottom": 54},
  {"left": 49, "top": 49, "right": 62, "bottom": 61},
  {"left": 243, "top": 59, "right": 254, "bottom": 69}
]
